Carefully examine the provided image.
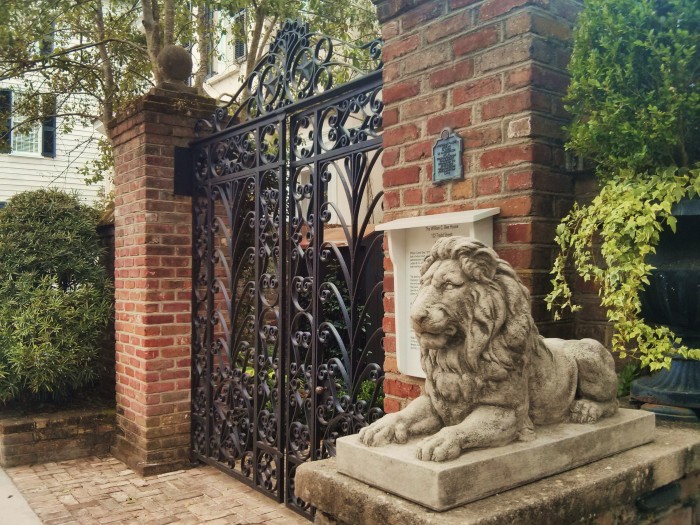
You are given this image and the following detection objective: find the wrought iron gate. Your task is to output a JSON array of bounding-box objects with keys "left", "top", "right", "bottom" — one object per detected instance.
[{"left": 190, "top": 20, "right": 385, "bottom": 516}]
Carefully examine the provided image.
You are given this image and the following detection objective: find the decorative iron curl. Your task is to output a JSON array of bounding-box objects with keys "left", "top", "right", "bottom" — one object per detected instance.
[{"left": 195, "top": 19, "right": 382, "bottom": 136}]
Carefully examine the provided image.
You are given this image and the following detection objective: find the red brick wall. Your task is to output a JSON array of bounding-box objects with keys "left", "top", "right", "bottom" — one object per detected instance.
[
  {"left": 571, "top": 171, "right": 614, "bottom": 348},
  {"left": 376, "top": 0, "right": 583, "bottom": 410},
  {"left": 107, "top": 87, "right": 215, "bottom": 475}
]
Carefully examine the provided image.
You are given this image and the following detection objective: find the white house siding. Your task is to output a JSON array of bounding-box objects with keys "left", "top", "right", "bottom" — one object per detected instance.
[
  {"left": 0, "top": 77, "right": 105, "bottom": 205},
  {"left": 200, "top": 11, "right": 248, "bottom": 101},
  {"left": 0, "top": 123, "right": 103, "bottom": 204}
]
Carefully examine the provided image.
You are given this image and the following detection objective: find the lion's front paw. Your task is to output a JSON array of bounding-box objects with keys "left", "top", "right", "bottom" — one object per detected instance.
[
  {"left": 416, "top": 428, "right": 462, "bottom": 462},
  {"left": 570, "top": 399, "right": 603, "bottom": 423},
  {"left": 359, "top": 414, "right": 409, "bottom": 447}
]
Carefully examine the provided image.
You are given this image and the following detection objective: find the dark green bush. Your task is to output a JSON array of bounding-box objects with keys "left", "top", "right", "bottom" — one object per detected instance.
[{"left": 0, "top": 189, "right": 112, "bottom": 402}]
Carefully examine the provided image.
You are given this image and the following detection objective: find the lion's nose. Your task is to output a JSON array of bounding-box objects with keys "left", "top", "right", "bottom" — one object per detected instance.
[{"left": 410, "top": 304, "right": 429, "bottom": 327}]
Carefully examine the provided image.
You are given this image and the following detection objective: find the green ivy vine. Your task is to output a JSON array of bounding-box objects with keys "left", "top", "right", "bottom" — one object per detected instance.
[{"left": 547, "top": 168, "right": 700, "bottom": 370}]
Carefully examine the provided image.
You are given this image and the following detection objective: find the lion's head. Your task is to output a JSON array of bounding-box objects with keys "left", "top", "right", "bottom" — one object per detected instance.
[{"left": 410, "top": 237, "right": 540, "bottom": 377}]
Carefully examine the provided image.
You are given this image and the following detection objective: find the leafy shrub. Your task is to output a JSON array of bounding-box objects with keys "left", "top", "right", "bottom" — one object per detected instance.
[
  {"left": 617, "top": 362, "right": 642, "bottom": 398},
  {"left": 547, "top": 0, "right": 700, "bottom": 369},
  {"left": 0, "top": 189, "right": 112, "bottom": 402},
  {"left": 566, "top": 0, "right": 700, "bottom": 176}
]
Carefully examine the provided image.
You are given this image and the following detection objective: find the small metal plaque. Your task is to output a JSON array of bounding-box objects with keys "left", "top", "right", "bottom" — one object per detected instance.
[{"left": 432, "top": 129, "right": 463, "bottom": 183}]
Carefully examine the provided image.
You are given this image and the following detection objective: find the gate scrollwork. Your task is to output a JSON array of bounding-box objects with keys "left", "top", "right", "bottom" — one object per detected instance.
[
  {"left": 195, "top": 19, "right": 382, "bottom": 134},
  {"left": 191, "top": 19, "right": 384, "bottom": 518}
]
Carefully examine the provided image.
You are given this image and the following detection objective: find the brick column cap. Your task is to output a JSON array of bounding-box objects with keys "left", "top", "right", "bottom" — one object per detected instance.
[
  {"left": 107, "top": 87, "right": 216, "bottom": 145},
  {"left": 371, "top": 0, "right": 433, "bottom": 23}
]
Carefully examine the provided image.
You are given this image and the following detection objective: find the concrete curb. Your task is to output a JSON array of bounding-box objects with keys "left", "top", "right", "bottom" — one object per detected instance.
[{"left": 0, "top": 466, "right": 42, "bottom": 524}]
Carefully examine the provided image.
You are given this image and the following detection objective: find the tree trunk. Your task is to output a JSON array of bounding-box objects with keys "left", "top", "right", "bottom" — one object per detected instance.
[
  {"left": 163, "top": 0, "right": 175, "bottom": 47},
  {"left": 141, "top": 0, "right": 162, "bottom": 85},
  {"left": 94, "top": 1, "right": 115, "bottom": 123},
  {"left": 193, "top": 1, "right": 209, "bottom": 93},
  {"left": 244, "top": 14, "right": 279, "bottom": 78},
  {"left": 245, "top": 10, "right": 264, "bottom": 77}
]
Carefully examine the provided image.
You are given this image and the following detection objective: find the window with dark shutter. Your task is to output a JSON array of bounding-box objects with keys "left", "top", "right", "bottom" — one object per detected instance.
[
  {"left": 0, "top": 90, "right": 11, "bottom": 154},
  {"left": 0, "top": 89, "right": 56, "bottom": 156},
  {"left": 233, "top": 13, "right": 246, "bottom": 61},
  {"left": 40, "top": 24, "right": 55, "bottom": 56},
  {"left": 41, "top": 94, "right": 56, "bottom": 158},
  {"left": 234, "top": 38, "right": 245, "bottom": 60},
  {"left": 205, "top": 6, "right": 216, "bottom": 79}
]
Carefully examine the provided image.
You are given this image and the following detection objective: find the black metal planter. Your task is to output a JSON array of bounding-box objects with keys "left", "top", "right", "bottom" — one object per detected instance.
[
  {"left": 631, "top": 199, "right": 700, "bottom": 421},
  {"left": 631, "top": 357, "right": 700, "bottom": 421}
]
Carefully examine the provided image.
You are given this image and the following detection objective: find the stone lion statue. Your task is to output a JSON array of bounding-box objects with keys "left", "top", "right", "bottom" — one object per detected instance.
[{"left": 359, "top": 236, "right": 618, "bottom": 462}]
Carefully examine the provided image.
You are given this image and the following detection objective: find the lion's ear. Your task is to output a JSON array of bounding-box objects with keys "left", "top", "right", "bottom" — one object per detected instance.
[{"left": 462, "top": 248, "right": 497, "bottom": 282}]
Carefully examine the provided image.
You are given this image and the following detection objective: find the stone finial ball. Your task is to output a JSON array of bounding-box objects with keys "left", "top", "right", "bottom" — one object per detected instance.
[{"left": 157, "top": 45, "right": 193, "bottom": 83}]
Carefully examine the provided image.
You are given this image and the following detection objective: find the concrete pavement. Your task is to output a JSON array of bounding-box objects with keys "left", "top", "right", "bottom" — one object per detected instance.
[
  {"left": 0, "top": 465, "right": 42, "bottom": 524},
  {"left": 3, "top": 456, "right": 307, "bottom": 524}
]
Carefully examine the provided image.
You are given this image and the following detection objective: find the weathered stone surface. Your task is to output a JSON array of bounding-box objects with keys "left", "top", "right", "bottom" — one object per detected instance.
[
  {"left": 157, "top": 44, "right": 193, "bottom": 88},
  {"left": 297, "top": 421, "right": 700, "bottom": 525},
  {"left": 360, "top": 237, "right": 619, "bottom": 462},
  {"left": 340, "top": 409, "right": 654, "bottom": 510}
]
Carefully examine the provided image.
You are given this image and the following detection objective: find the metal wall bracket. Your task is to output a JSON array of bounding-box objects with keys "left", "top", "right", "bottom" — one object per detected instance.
[{"left": 174, "top": 146, "right": 193, "bottom": 196}]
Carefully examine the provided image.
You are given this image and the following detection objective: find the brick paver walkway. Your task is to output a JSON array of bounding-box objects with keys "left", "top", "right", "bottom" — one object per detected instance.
[{"left": 6, "top": 456, "right": 308, "bottom": 525}]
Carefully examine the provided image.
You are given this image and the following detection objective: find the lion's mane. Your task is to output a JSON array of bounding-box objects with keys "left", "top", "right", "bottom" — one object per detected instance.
[{"left": 418, "top": 237, "right": 545, "bottom": 389}]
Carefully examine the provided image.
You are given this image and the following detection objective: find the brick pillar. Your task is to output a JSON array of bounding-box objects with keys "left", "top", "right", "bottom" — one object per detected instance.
[
  {"left": 375, "top": 0, "right": 582, "bottom": 410},
  {"left": 572, "top": 171, "right": 612, "bottom": 346},
  {"left": 107, "top": 87, "right": 215, "bottom": 475}
]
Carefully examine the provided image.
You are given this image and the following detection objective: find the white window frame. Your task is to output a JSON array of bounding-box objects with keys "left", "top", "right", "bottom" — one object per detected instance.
[
  {"left": 0, "top": 88, "right": 56, "bottom": 158},
  {"left": 10, "top": 113, "right": 42, "bottom": 156}
]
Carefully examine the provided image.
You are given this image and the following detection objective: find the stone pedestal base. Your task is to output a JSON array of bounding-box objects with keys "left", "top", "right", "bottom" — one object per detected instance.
[
  {"left": 336, "top": 409, "right": 655, "bottom": 511},
  {"left": 295, "top": 420, "right": 699, "bottom": 525}
]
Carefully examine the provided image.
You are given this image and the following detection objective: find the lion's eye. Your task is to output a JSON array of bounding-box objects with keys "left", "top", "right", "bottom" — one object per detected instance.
[{"left": 442, "top": 281, "right": 464, "bottom": 290}]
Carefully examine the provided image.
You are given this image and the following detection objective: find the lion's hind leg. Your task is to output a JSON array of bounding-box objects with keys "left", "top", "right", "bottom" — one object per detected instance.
[{"left": 569, "top": 339, "right": 618, "bottom": 424}]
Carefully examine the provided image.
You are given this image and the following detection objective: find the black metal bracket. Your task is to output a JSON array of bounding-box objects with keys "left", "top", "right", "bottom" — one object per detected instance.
[{"left": 174, "top": 146, "right": 193, "bottom": 196}]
